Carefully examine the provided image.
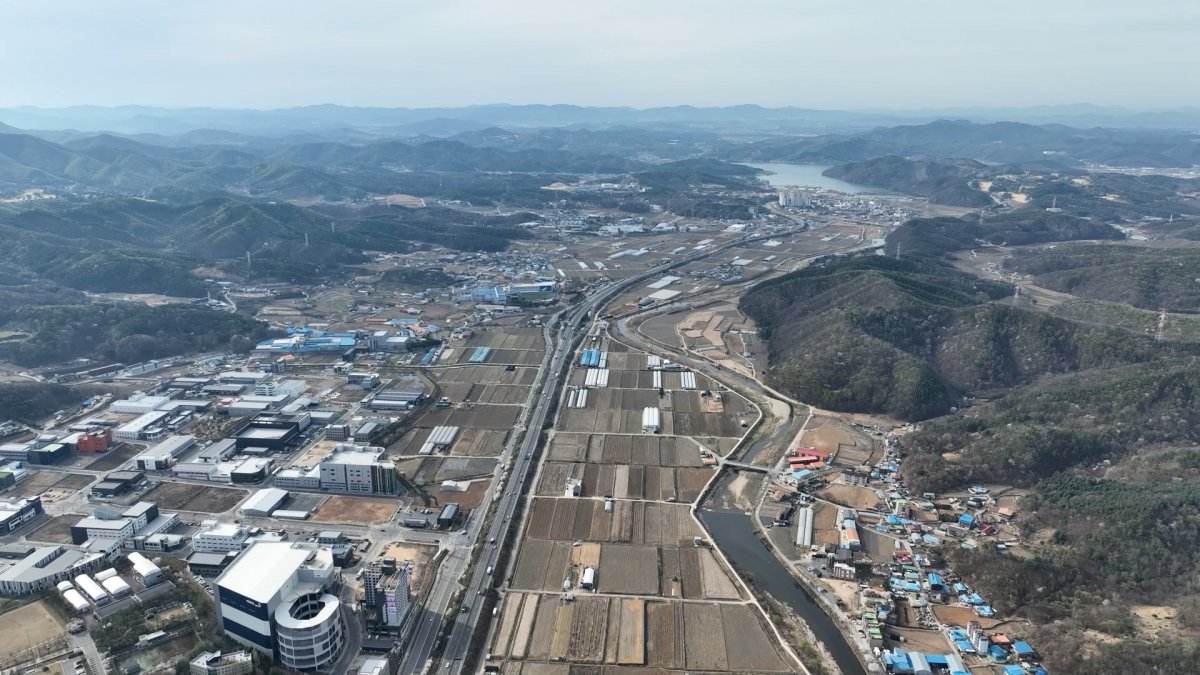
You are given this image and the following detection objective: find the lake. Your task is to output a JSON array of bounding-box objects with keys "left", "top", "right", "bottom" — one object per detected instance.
[{"left": 743, "top": 162, "right": 880, "bottom": 194}]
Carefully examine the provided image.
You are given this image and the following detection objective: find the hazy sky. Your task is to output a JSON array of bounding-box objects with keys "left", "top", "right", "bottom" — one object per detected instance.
[{"left": 2, "top": 0, "right": 1197, "bottom": 109}]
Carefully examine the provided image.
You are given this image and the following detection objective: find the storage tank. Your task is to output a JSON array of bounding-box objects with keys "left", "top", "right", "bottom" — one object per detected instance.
[
  {"left": 62, "top": 589, "right": 90, "bottom": 613},
  {"left": 101, "top": 576, "right": 132, "bottom": 597},
  {"left": 95, "top": 568, "right": 118, "bottom": 581}
]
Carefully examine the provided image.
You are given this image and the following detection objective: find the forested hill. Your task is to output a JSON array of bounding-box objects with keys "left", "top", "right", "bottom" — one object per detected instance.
[
  {"left": 884, "top": 210, "right": 1123, "bottom": 259},
  {"left": 1006, "top": 244, "right": 1200, "bottom": 312},
  {"left": 822, "top": 156, "right": 992, "bottom": 207},
  {"left": 739, "top": 256, "right": 1166, "bottom": 420},
  {"left": 0, "top": 303, "right": 276, "bottom": 367}
]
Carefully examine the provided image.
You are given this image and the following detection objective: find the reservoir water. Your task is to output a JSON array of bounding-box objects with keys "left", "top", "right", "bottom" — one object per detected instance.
[
  {"left": 743, "top": 162, "right": 880, "bottom": 194},
  {"left": 700, "top": 478, "right": 868, "bottom": 675}
]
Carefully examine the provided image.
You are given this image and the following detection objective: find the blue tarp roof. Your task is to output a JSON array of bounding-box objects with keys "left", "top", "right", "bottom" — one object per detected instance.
[
  {"left": 976, "top": 605, "right": 995, "bottom": 617},
  {"left": 989, "top": 645, "right": 1009, "bottom": 660},
  {"left": 792, "top": 469, "right": 813, "bottom": 479},
  {"left": 954, "top": 639, "right": 974, "bottom": 653},
  {"left": 959, "top": 513, "right": 976, "bottom": 525},
  {"left": 927, "top": 573, "right": 944, "bottom": 586},
  {"left": 904, "top": 581, "right": 920, "bottom": 592},
  {"left": 1013, "top": 641, "right": 1035, "bottom": 655},
  {"left": 948, "top": 630, "right": 967, "bottom": 640},
  {"left": 953, "top": 582, "right": 968, "bottom": 592},
  {"left": 923, "top": 534, "right": 942, "bottom": 545},
  {"left": 1003, "top": 666, "right": 1025, "bottom": 675},
  {"left": 969, "top": 593, "right": 985, "bottom": 605},
  {"left": 926, "top": 654, "right": 948, "bottom": 666}
]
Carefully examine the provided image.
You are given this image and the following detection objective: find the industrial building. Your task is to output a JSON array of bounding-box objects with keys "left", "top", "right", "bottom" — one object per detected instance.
[
  {"left": 254, "top": 329, "right": 358, "bottom": 354},
  {"left": 115, "top": 410, "right": 171, "bottom": 441},
  {"left": 273, "top": 466, "right": 321, "bottom": 490},
  {"left": 437, "top": 503, "right": 460, "bottom": 529},
  {"left": 215, "top": 542, "right": 344, "bottom": 670},
  {"left": 110, "top": 394, "right": 172, "bottom": 414},
  {"left": 194, "top": 522, "right": 252, "bottom": 553},
  {"left": 0, "top": 546, "right": 108, "bottom": 596},
  {"left": 71, "top": 502, "right": 180, "bottom": 551},
  {"left": 240, "top": 488, "right": 288, "bottom": 517},
  {"left": 0, "top": 437, "right": 70, "bottom": 465},
  {"left": 364, "top": 389, "right": 424, "bottom": 411},
  {"left": 230, "top": 458, "right": 272, "bottom": 484},
  {"left": 72, "top": 427, "right": 114, "bottom": 454},
  {"left": 189, "top": 650, "right": 255, "bottom": 675},
  {"left": 187, "top": 551, "right": 241, "bottom": 578},
  {"left": 196, "top": 439, "right": 239, "bottom": 463},
  {"left": 90, "top": 470, "right": 145, "bottom": 498},
  {"left": 642, "top": 407, "right": 661, "bottom": 434},
  {"left": 362, "top": 558, "right": 412, "bottom": 631},
  {"left": 233, "top": 413, "right": 308, "bottom": 452},
  {"left": 318, "top": 444, "right": 398, "bottom": 495},
  {"left": 0, "top": 496, "right": 44, "bottom": 533},
  {"left": 134, "top": 434, "right": 197, "bottom": 471}
]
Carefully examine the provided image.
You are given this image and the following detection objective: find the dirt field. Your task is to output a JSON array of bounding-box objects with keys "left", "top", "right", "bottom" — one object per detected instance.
[
  {"left": 821, "top": 483, "right": 881, "bottom": 511},
  {"left": 7, "top": 472, "right": 94, "bottom": 499},
  {"left": 141, "top": 482, "right": 246, "bottom": 512},
  {"left": 931, "top": 604, "right": 1003, "bottom": 630},
  {"left": 311, "top": 496, "right": 398, "bottom": 524},
  {"left": 0, "top": 600, "right": 66, "bottom": 657},
  {"left": 83, "top": 443, "right": 141, "bottom": 471},
  {"left": 27, "top": 514, "right": 85, "bottom": 544},
  {"left": 376, "top": 541, "right": 437, "bottom": 593}
]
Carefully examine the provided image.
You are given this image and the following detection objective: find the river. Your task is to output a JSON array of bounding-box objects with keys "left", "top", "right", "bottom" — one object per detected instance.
[
  {"left": 742, "top": 162, "right": 882, "bottom": 194},
  {"left": 700, "top": 475, "right": 868, "bottom": 675}
]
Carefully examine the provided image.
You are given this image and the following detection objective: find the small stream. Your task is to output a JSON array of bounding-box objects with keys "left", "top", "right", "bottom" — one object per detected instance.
[{"left": 700, "top": 475, "right": 868, "bottom": 675}]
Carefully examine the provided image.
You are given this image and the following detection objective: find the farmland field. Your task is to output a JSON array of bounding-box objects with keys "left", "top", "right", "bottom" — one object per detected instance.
[
  {"left": 567, "top": 596, "right": 609, "bottom": 662},
  {"left": 699, "top": 548, "right": 742, "bottom": 599},
  {"left": 616, "top": 599, "right": 646, "bottom": 664},
  {"left": 597, "top": 544, "right": 658, "bottom": 595},
  {"left": 720, "top": 604, "right": 791, "bottom": 672},
  {"left": 683, "top": 603, "right": 728, "bottom": 670},
  {"left": 645, "top": 601, "right": 677, "bottom": 668}
]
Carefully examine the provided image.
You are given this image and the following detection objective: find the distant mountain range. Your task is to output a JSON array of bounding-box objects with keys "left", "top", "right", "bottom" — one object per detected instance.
[{"left": 2, "top": 103, "right": 1199, "bottom": 138}]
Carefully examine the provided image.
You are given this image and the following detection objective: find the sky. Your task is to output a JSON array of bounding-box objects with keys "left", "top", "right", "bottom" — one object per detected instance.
[{"left": 2, "top": 0, "right": 1198, "bottom": 110}]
